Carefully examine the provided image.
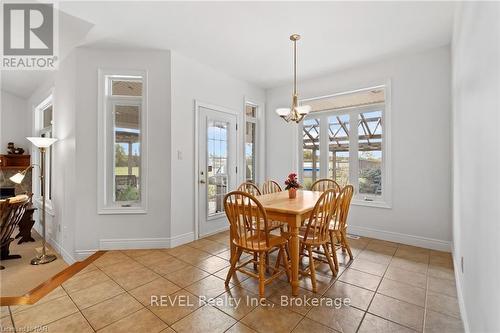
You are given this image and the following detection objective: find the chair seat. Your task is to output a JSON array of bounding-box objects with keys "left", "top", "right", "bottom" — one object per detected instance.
[
  {"left": 234, "top": 233, "right": 288, "bottom": 251},
  {"left": 282, "top": 228, "right": 328, "bottom": 246}
]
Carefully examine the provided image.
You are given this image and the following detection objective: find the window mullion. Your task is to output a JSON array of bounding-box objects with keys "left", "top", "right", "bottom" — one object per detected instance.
[
  {"left": 349, "top": 112, "right": 359, "bottom": 191},
  {"left": 320, "top": 114, "right": 329, "bottom": 178}
]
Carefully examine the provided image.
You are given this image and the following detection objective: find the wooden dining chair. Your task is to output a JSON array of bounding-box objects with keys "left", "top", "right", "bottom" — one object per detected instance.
[
  {"left": 310, "top": 178, "right": 341, "bottom": 194},
  {"left": 224, "top": 191, "right": 290, "bottom": 298},
  {"left": 328, "top": 185, "right": 355, "bottom": 271},
  {"left": 237, "top": 182, "right": 261, "bottom": 196},
  {"left": 237, "top": 181, "right": 283, "bottom": 270},
  {"left": 261, "top": 180, "right": 282, "bottom": 195},
  {"left": 0, "top": 195, "right": 30, "bottom": 270},
  {"left": 298, "top": 188, "right": 338, "bottom": 292}
]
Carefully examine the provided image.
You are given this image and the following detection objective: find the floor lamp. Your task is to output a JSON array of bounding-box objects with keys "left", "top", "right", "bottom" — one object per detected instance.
[{"left": 10, "top": 136, "right": 58, "bottom": 265}]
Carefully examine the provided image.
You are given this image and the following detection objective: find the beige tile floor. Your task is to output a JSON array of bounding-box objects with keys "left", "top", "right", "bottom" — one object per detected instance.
[{"left": 0, "top": 231, "right": 464, "bottom": 333}]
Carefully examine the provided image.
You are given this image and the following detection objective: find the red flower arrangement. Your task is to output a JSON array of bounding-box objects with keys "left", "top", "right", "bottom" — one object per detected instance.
[
  {"left": 284, "top": 173, "right": 301, "bottom": 199},
  {"left": 284, "top": 173, "right": 301, "bottom": 190}
]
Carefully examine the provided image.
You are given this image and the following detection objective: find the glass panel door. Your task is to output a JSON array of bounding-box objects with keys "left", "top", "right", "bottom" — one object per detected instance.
[
  {"left": 207, "top": 120, "right": 229, "bottom": 216},
  {"left": 198, "top": 106, "right": 237, "bottom": 237}
]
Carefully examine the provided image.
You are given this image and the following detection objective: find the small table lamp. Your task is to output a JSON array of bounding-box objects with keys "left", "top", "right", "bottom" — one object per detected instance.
[{"left": 10, "top": 136, "right": 58, "bottom": 265}]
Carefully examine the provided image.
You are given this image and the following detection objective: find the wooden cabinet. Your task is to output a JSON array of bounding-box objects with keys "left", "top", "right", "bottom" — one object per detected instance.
[{"left": 0, "top": 155, "right": 31, "bottom": 170}]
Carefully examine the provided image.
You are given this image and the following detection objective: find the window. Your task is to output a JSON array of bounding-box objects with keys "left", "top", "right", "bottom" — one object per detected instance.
[
  {"left": 358, "top": 111, "right": 383, "bottom": 196},
  {"left": 299, "top": 85, "right": 391, "bottom": 207},
  {"left": 302, "top": 118, "right": 321, "bottom": 189},
  {"left": 244, "top": 103, "right": 258, "bottom": 183},
  {"left": 98, "top": 71, "right": 147, "bottom": 214},
  {"left": 207, "top": 120, "right": 229, "bottom": 215},
  {"left": 35, "top": 96, "right": 54, "bottom": 204},
  {"left": 328, "top": 114, "right": 350, "bottom": 186}
]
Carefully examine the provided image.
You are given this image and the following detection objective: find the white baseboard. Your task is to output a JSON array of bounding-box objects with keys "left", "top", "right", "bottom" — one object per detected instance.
[
  {"left": 169, "top": 232, "right": 195, "bottom": 247},
  {"left": 349, "top": 225, "right": 452, "bottom": 252},
  {"left": 98, "top": 232, "right": 196, "bottom": 251},
  {"left": 198, "top": 226, "right": 229, "bottom": 239},
  {"left": 100, "top": 237, "right": 170, "bottom": 250},
  {"left": 74, "top": 249, "right": 99, "bottom": 261},
  {"left": 48, "top": 238, "right": 76, "bottom": 265},
  {"left": 452, "top": 248, "right": 470, "bottom": 333},
  {"left": 33, "top": 222, "right": 76, "bottom": 265}
]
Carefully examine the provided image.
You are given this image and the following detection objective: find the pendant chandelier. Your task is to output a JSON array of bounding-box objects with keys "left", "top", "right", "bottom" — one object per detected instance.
[{"left": 275, "top": 34, "right": 311, "bottom": 123}]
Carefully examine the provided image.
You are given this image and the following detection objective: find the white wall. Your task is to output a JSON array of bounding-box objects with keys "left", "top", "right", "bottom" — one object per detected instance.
[
  {"left": 266, "top": 46, "right": 452, "bottom": 250},
  {"left": 22, "top": 53, "right": 78, "bottom": 263},
  {"left": 0, "top": 91, "right": 29, "bottom": 154},
  {"left": 452, "top": 3, "right": 500, "bottom": 332},
  {"left": 73, "top": 48, "right": 172, "bottom": 253},
  {"left": 170, "top": 52, "right": 266, "bottom": 241}
]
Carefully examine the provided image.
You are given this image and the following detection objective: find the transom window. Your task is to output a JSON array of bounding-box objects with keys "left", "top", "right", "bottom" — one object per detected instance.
[{"left": 299, "top": 85, "right": 391, "bottom": 207}]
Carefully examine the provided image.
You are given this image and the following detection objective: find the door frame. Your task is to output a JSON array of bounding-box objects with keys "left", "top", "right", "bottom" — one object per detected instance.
[{"left": 194, "top": 100, "right": 242, "bottom": 240}]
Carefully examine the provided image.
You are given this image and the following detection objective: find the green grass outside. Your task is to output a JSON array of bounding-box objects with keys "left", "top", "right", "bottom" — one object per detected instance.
[{"left": 115, "top": 166, "right": 140, "bottom": 177}]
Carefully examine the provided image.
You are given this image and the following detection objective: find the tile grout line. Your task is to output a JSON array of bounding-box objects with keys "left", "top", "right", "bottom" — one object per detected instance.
[
  {"left": 422, "top": 261, "right": 431, "bottom": 333},
  {"left": 61, "top": 284, "right": 98, "bottom": 332},
  {"left": 7, "top": 305, "right": 16, "bottom": 333},
  {"left": 354, "top": 239, "right": 396, "bottom": 333},
  {"left": 94, "top": 258, "right": 172, "bottom": 332},
  {"left": 353, "top": 241, "right": 437, "bottom": 333}
]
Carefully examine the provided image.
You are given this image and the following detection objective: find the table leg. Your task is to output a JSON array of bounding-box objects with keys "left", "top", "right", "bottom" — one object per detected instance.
[{"left": 289, "top": 215, "right": 301, "bottom": 296}]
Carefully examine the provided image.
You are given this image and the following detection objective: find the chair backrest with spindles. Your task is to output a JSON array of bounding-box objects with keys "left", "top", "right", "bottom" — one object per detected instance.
[
  {"left": 224, "top": 191, "right": 269, "bottom": 251},
  {"left": 237, "top": 182, "right": 262, "bottom": 196},
  {"left": 0, "top": 195, "right": 29, "bottom": 247},
  {"left": 338, "top": 185, "right": 354, "bottom": 229},
  {"left": 302, "top": 188, "right": 338, "bottom": 244},
  {"left": 261, "top": 180, "right": 282, "bottom": 195},
  {"left": 330, "top": 185, "right": 354, "bottom": 231},
  {"left": 310, "top": 178, "right": 341, "bottom": 194}
]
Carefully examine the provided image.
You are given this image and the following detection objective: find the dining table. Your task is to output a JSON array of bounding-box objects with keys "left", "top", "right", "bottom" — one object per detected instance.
[{"left": 230, "top": 190, "right": 323, "bottom": 296}]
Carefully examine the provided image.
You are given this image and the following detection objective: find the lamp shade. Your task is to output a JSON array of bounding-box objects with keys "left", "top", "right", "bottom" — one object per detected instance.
[
  {"left": 9, "top": 172, "right": 25, "bottom": 184},
  {"left": 276, "top": 108, "right": 290, "bottom": 117},
  {"left": 26, "top": 137, "right": 58, "bottom": 148},
  {"left": 296, "top": 105, "right": 311, "bottom": 115}
]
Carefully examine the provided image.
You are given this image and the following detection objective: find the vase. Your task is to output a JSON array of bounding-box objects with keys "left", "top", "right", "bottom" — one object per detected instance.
[{"left": 288, "top": 188, "right": 297, "bottom": 199}]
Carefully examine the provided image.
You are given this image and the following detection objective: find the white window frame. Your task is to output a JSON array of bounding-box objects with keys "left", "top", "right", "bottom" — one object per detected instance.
[
  {"left": 299, "top": 83, "right": 392, "bottom": 209},
  {"left": 33, "top": 93, "right": 55, "bottom": 214},
  {"left": 244, "top": 101, "right": 259, "bottom": 184},
  {"left": 97, "top": 69, "right": 148, "bottom": 214}
]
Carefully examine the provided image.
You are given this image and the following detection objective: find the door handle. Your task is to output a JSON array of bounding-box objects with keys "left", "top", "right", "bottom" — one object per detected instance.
[{"left": 200, "top": 179, "right": 206, "bottom": 184}]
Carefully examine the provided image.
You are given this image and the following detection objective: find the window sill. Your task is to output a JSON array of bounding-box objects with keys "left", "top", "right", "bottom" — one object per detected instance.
[
  {"left": 98, "top": 207, "right": 147, "bottom": 215},
  {"left": 351, "top": 199, "right": 391, "bottom": 209}
]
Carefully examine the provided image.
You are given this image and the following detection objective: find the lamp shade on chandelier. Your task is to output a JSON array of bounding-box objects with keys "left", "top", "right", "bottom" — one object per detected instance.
[{"left": 275, "top": 34, "right": 311, "bottom": 123}]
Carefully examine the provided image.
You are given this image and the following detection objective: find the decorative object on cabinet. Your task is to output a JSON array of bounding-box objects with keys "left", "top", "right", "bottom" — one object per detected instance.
[{"left": 6, "top": 142, "right": 25, "bottom": 155}]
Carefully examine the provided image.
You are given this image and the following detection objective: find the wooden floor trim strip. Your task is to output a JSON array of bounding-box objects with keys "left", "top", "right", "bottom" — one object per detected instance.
[{"left": 0, "top": 251, "right": 106, "bottom": 306}]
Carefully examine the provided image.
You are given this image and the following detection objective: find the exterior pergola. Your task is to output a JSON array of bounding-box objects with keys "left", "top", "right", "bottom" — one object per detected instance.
[
  {"left": 302, "top": 113, "right": 382, "bottom": 180},
  {"left": 116, "top": 130, "right": 140, "bottom": 177}
]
